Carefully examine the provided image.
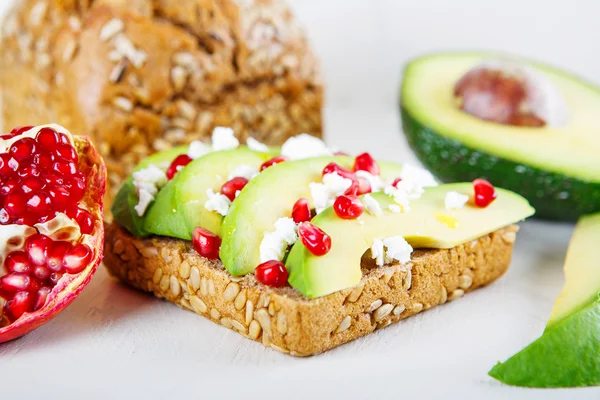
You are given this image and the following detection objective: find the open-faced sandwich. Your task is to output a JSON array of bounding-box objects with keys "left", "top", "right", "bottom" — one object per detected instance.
[{"left": 104, "top": 129, "right": 534, "bottom": 355}]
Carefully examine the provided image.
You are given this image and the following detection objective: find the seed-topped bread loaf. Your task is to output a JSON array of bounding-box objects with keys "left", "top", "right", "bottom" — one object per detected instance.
[
  {"left": 103, "top": 222, "right": 519, "bottom": 356},
  {"left": 0, "top": 0, "right": 323, "bottom": 204}
]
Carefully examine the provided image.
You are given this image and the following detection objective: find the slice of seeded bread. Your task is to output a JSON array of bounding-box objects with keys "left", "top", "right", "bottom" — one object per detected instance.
[{"left": 103, "top": 223, "right": 519, "bottom": 356}]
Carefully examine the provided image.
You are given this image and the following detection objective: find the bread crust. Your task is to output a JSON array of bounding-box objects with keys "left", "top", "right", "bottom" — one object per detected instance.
[
  {"left": 0, "top": 0, "right": 323, "bottom": 203},
  {"left": 103, "top": 222, "right": 519, "bottom": 356}
]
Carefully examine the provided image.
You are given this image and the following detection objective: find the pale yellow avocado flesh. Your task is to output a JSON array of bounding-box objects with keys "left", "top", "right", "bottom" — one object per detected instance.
[
  {"left": 286, "top": 183, "right": 534, "bottom": 298},
  {"left": 547, "top": 213, "right": 600, "bottom": 328},
  {"left": 402, "top": 53, "right": 600, "bottom": 182}
]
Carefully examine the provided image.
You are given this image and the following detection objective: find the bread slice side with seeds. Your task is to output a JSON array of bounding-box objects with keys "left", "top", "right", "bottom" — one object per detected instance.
[{"left": 103, "top": 222, "right": 519, "bottom": 356}]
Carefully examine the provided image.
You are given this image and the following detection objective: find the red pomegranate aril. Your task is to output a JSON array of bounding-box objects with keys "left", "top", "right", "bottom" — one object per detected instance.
[
  {"left": 260, "top": 156, "right": 288, "bottom": 171},
  {"left": 0, "top": 274, "right": 30, "bottom": 293},
  {"left": 166, "top": 154, "right": 192, "bottom": 180},
  {"left": 298, "top": 222, "right": 332, "bottom": 256},
  {"left": 344, "top": 180, "right": 359, "bottom": 196},
  {"left": 1, "top": 176, "right": 18, "bottom": 195},
  {"left": 26, "top": 192, "right": 53, "bottom": 216},
  {"left": 9, "top": 138, "right": 36, "bottom": 162},
  {"left": 33, "top": 152, "right": 54, "bottom": 169},
  {"left": 4, "top": 291, "right": 33, "bottom": 322},
  {"left": 0, "top": 154, "right": 17, "bottom": 176},
  {"left": 473, "top": 178, "right": 497, "bottom": 208},
  {"left": 33, "top": 266, "right": 50, "bottom": 280},
  {"left": 9, "top": 126, "right": 34, "bottom": 136},
  {"left": 46, "top": 241, "right": 72, "bottom": 271},
  {"left": 62, "top": 244, "right": 93, "bottom": 274},
  {"left": 192, "top": 227, "right": 221, "bottom": 259},
  {"left": 35, "top": 127, "right": 60, "bottom": 148},
  {"left": 322, "top": 162, "right": 353, "bottom": 179},
  {"left": 221, "top": 177, "right": 249, "bottom": 201},
  {"left": 353, "top": 153, "right": 380, "bottom": 175},
  {"left": 292, "top": 198, "right": 311, "bottom": 223},
  {"left": 391, "top": 177, "right": 402, "bottom": 187},
  {"left": 333, "top": 194, "right": 364, "bottom": 220},
  {"left": 72, "top": 207, "right": 94, "bottom": 234},
  {"left": 4, "top": 191, "right": 26, "bottom": 217},
  {"left": 54, "top": 143, "right": 78, "bottom": 163},
  {"left": 255, "top": 260, "right": 289, "bottom": 287},
  {"left": 21, "top": 176, "right": 44, "bottom": 193},
  {"left": 357, "top": 177, "right": 372, "bottom": 195},
  {"left": 26, "top": 234, "right": 52, "bottom": 266},
  {"left": 52, "top": 160, "right": 77, "bottom": 176},
  {"left": 17, "top": 165, "right": 40, "bottom": 178},
  {"left": 33, "top": 287, "right": 51, "bottom": 311},
  {"left": 65, "top": 175, "right": 86, "bottom": 202},
  {"left": 47, "top": 185, "right": 70, "bottom": 211},
  {"left": 48, "top": 273, "right": 62, "bottom": 286},
  {"left": 333, "top": 151, "right": 349, "bottom": 156},
  {"left": 5, "top": 252, "right": 30, "bottom": 273}
]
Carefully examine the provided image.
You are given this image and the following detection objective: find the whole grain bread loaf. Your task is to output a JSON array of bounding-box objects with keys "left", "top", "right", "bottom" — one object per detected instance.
[
  {"left": 0, "top": 0, "right": 323, "bottom": 203},
  {"left": 103, "top": 222, "right": 519, "bottom": 356}
]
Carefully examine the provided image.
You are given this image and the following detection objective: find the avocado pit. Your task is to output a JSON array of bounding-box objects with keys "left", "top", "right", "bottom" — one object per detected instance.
[{"left": 454, "top": 60, "right": 568, "bottom": 128}]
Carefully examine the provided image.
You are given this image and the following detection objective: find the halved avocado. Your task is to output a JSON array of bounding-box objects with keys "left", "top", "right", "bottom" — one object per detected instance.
[
  {"left": 143, "top": 147, "right": 271, "bottom": 240},
  {"left": 401, "top": 52, "right": 600, "bottom": 221},
  {"left": 286, "top": 183, "right": 534, "bottom": 298},
  {"left": 489, "top": 213, "right": 600, "bottom": 388},
  {"left": 111, "top": 146, "right": 188, "bottom": 237},
  {"left": 219, "top": 157, "right": 404, "bottom": 276}
]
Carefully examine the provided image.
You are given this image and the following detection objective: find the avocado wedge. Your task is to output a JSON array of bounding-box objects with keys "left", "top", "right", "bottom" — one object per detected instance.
[
  {"left": 401, "top": 52, "right": 600, "bottom": 221},
  {"left": 219, "top": 157, "right": 404, "bottom": 276},
  {"left": 111, "top": 145, "right": 188, "bottom": 237},
  {"left": 143, "top": 148, "right": 271, "bottom": 240},
  {"left": 286, "top": 183, "right": 534, "bottom": 298},
  {"left": 489, "top": 213, "right": 600, "bottom": 388}
]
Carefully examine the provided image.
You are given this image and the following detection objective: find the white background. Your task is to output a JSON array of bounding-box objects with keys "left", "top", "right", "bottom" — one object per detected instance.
[{"left": 1, "top": 1, "right": 600, "bottom": 399}]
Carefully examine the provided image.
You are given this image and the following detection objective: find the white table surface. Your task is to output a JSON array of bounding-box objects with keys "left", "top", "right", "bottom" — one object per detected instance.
[{"left": 1, "top": 1, "right": 600, "bottom": 399}]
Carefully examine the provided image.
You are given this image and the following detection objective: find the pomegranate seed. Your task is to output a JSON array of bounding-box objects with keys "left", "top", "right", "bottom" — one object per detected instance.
[
  {"left": 48, "top": 185, "right": 70, "bottom": 211},
  {"left": 54, "top": 143, "right": 78, "bottom": 163},
  {"left": 0, "top": 153, "right": 17, "bottom": 176},
  {"left": 21, "top": 176, "right": 44, "bottom": 193},
  {"left": 35, "top": 127, "right": 60, "bottom": 148},
  {"left": 52, "top": 160, "right": 77, "bottom": 176},
  {"left": 33, "top": 266, "right": 50, "bottom": 280},
  {"left": 166, "top": 154, "right": 192, "bottom": 180},
  {"left": 72, "top": 207, "right": 94, "bottom": 234},
  {"left": 298, "top": 222, "right": 332, "bottom": 256},
  {"left": 260, "top": 156, "right": 288, "bottom": 171},
  {"left": 25, "top": 234, "right": 52, "bottom": 266},
  {"left": 9, "top": 138, "right": 36, "bottom": 162},
  {"left": 473, "top": 178, "right": 497, "bottom": 207},
  {"left": 5, "top": 251, "right": 30, "bottom": 273},
  {"left": 322, "top": 162, "right": 354, "bottom": 179},
  {"left": 333, "top": 195, "right": 364, "bottom": 219},
  {"left": 9, "top": 126, "right": 34, "bottom": 136},
  {"left": 221, "top": 177, "right": 249, "bottom": 201},
  {"left": 0, "top": 274, "right": 31, "bottom": 293},
  {"left": 344, "top": 180, "right": 359, "bottom": 196},
  {"left": 353, "top": 153, "right": 380, "bottom": 175},
  {"left": 26, "top": 191, "right": 53, "bottom": 216},
  {"left": 4, "top": 291, "right": 33, "bottom": 322},
  {"left": 64, "top": 176, "right": 86, "bottom": 202},
  {"left": 1, "top": 176, "right": 18, "bottom": 195},
  {"left": 192, "top": 227, "right": 221, "bottom": 259},
  {"left": 43, "top": 171, "right": 65, "bottom": 186},
  {"left": 58, "top": 133, "right": 70, "bottom": 144},
  {"left": 62, "top": 243, "right": 92, "bottom": 274},
  {"left": 333, "top": 151, "right": 349, "bottom": 156},
  {"left": 255, "top": 260, "right": 289, "bottom": 287},
  {"left": 17, "top": 164, "right": 40, "bottom": 178},
  {"left": 391, "top": 177, "right": 402, "bottom": 187},
  {"left": 33, "top": 287, "right": 51, "bottom": 311},
  {"left": 357, "top": 177, "right": 372, "bottom": 195},
  {"left": 49, "top": 273, "right": 62, "bottom": 286},
  {"left": 47, "top": 241, "right": 72, "bottom": 271},
  {"left": 292, "top": 198, "right": 311, "bottom": 223},
  {"left": 33, "top": 152, "right": 54, "bottom": 169},
  {"left": 4, "top": 191, "right": 26, "bottom": 217}
]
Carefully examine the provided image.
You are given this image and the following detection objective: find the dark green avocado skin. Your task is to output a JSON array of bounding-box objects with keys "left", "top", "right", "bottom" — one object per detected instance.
[{"left": 401, "top": 107, "right": 600, "bottom": 221}]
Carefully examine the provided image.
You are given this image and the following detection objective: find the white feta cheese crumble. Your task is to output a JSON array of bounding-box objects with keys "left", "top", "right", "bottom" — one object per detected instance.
[
  {"left": 281, "top": 133, "right": 332, "bottom": 160},
  {"left": 187, "top": 140, "right": 211, "bottom": 159},
  {"left": 204, "top": 189, "right": 231, "bottom": 216},
  {"left": 246, "top": 137, "right": 269, "bottom": 152},
  {"left": 388, "top": 204, "right": 401, "bottom": 213},
  {"left": 355, "top": 170, "right": 386, "bottom": 192},
  {"left": 259, "top": 217, "right": 299, "bottom": 262},
  {"left": 309, "top": 172, "right": 353, "bottom": 213},
  {"left": 371, "top": 236, "right": 413, "bottom": 267},
  {"left": 132, "top": 164, "right": 167, "bottom": 216},
  {"left": 211, "top": 127, "right": 239, "bottom": 151},
  {"left": 228, "top": 165, "right": 259, "bottom": 181},
  {"left": 445, "top": 191, "right": 469, "bottom": 210},
  {"left": 399, "top": 164, "right": 438, "bottom": 187},
  {"left": 383, "top": 179, "right": 425, "bottom": 213},
  {"left": 363, "top": 194, "right": 383, "bottom": 216}
]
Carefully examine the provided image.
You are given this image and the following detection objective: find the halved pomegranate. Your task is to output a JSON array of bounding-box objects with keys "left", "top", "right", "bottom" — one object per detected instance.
[{"left": 0, "top": 124, "right": 106, "bottom": 343}]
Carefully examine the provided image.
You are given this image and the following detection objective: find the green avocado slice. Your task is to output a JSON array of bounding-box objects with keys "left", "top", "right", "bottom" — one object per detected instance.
[
  {"left": 401, "top": 52, "right": 600, "bottom": 221},
  {"left": 286, "top": 183, "right": 534, "bottom": 298},
  {"left": 219, "top": 157, "right": 404, "bottom": 276},
  {"left": 143, "top": 147, "right": 271, "bottom": 240},
  {"left": 111, "top": 146, "right": 188, "bottom": 237},
  {"left": 489, "top": 212, "right": 600, "bottom": 388}
]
